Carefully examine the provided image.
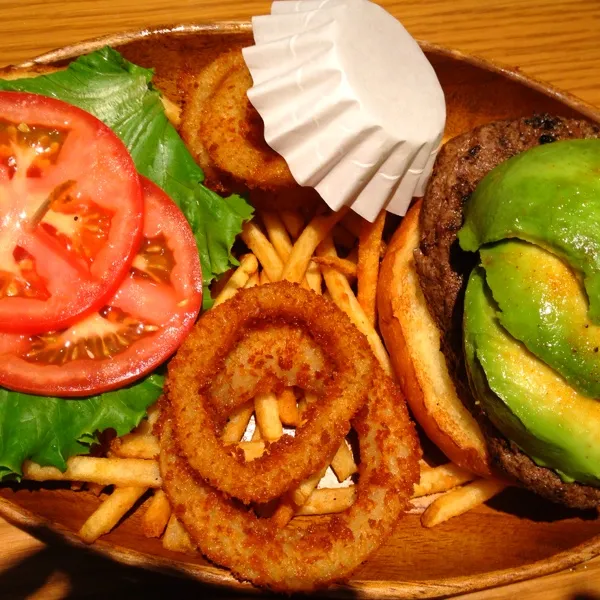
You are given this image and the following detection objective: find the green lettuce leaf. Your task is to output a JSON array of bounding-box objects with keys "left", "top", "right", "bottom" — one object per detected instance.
[
  {"left": 0, "top": 46, "right": 253, "bottom": 287},
  {"left": 0, "top": 374, "right": 163, "bottom": 481}
]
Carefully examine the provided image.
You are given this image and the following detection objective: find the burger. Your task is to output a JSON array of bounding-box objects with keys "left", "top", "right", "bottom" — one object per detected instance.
[{"left": 378, "top": 114, "right": 600, "bottom": 508}]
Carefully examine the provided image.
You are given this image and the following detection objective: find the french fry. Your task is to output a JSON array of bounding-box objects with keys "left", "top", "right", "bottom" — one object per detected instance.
[
  {"left": 262, "top": 211, "right": 293, "bottom": 261},
  {"left": 272, "top": 463, "right": 329, "bottom": 527},
  {"left": 277, "top": 388, "right": 300, "bottom": 426},
  {"left": 297, "top": 396, "right": 309, "bottom": 425},
  {"left": 110, "top": 433, "right": 160, "bottom": 460},
  {"left": 331, "top": 440, "right": 358, "bottom": 482},
  {"left": 79, "top": 486, "right": 147, "bottom": 543},
  {"left": 409, "top": 494, "right": 440, "bottom": 513},
  {"left": 23, "top": 457, "right": 161, "bottom": 488},
  {"left": 271, "top": 499, "right": 296, "bottom": 528},
  {"left": 259, "top": 269, "right": 271, "bottom": 286},
  {"left": 421, "top": 479, "right": 507, "bottom": 527},
  {"left": 240, "top": 221, "right": 284, "bottom": 281},
  {"left": 413, "top": 463, "right": 476, "bottom": 498},
  {"left": 357, "top": 210, "right": 386, "bottom": 326},
  {"left": 419, "top": 458, "right": 433, "bottom": 471},
  {"left": 213, "top": 253, "right": 259, "bottom": 307},
  {"left": 237, "top": 440, "right": 266, "bottom": 461},
  {"left": 255, "top": 392, "right": 283, "bottom": 442},
  {"left": 305, "top": 259, "right": 323, "bottom": 294},
  {"left": 161, "top": 96, "right": 182, "bottom": 127},
  {"left": 262, "top": 210, "right": 320, "bottom": 292},
  {"left": 317, "top": 235, "right": 393, "bottom": 375},
  {"left": 281, "top": 208, "right": 348, "bottom": 284},
  {"left": 292, "top": 465, "right": 329, "bottom": 507},
  {"left": 163, "top": 515, "right": 196, "bottom": 554},
  {"left": 132, "top": 420, "right": 153, "bottom": 437},
  {"left": 279, "top": 209, "right": 304, "bottom": 239},
  {"left": 312, "top": 255, "right": 357, "bottom": 278},
  {"left": 296, "top": 486, "right": 357, "bottom": 515},
  {"left": 221, "top": 401, "right": 254, "bottom": 444},
  {"left": 141, "top": 489, "right": 171, "bottom": 538},
  {"left": 147, "top": 403, "right": 161, "bottom": 427},
  {"left": 131, "top": 403, "right": 160, "bottom": 436},
  {"left": 244, "top": 271, "right": 260, "bottom": 288},
  {"left": 251, "top": 419, "right": 263, "bottom": 441}
]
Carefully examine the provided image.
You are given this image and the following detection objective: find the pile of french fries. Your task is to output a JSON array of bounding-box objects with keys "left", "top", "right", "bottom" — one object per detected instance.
[{"left": 20, "top": 207, "right": 507, "bottom": 550}]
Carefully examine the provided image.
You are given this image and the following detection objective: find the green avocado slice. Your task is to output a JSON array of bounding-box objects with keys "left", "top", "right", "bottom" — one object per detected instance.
[
  {"left": 463, "top": 267, "right": 600, "bottom": 486},
  {"left": 481, "top": 239, "right": 600, "bottom": 398},
  {"left": 458, "top": 139, "right": 600, "bottom": 323}
]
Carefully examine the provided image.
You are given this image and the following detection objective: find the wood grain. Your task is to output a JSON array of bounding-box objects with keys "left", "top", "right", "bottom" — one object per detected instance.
[{"left": 0, "top": 2, "right": 599, "bottom": 599}]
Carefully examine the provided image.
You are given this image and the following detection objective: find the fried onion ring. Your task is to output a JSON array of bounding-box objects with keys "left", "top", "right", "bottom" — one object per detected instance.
[
  {"left": 201, "top": 61, "right": 296, "bottom": 190},
  {"left": 179, "top": 49, "right": 242, "bottom": 193},
  {"left": 160, "top": 364, "right": 420, "bottom": 591},
  {"left": 180, "top": 49, "right": 324, "bottom": 211},
  {"left": 166, "top": 282, "right": 376, "bottom": 504}
]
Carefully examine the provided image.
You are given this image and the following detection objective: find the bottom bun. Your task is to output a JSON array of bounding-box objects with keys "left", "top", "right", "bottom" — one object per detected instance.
[{"left": 377, "top": 200, "right": 492, "bottom": 477}]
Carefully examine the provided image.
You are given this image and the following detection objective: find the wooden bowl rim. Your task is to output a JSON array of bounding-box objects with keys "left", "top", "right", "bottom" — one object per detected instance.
[
  {"left": 15, "top": 21, "right": 600, "bottom": 126},
  {"left": 2, "top": 21, "right": 600, "bottom": 598}
]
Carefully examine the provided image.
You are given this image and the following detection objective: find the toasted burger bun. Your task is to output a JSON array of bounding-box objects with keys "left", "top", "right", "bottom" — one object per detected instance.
[{"left": 377, "top": 199, "right": 492, "bottom": 478}]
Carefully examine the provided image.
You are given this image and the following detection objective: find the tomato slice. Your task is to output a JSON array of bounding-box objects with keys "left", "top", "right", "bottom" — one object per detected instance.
[
  {"left": 0, "top": 179, "right": 202, "bottom": 396},
  {"left": 0, "top": 92, "right": 143, "bottom": 334}
]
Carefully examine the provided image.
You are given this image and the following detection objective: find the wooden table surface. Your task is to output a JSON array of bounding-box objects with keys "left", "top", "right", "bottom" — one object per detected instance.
[{"left": 1, "top": 1, "right": 600, "bottom": 598}]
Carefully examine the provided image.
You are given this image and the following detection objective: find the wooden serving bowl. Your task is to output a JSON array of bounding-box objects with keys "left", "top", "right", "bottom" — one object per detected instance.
[{"left": 2, "top": 23, "right": 600, "bottom": 599}]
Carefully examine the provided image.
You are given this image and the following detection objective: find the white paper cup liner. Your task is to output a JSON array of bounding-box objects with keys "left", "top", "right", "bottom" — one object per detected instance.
[{"left": 243, "top": 0, "right": 445, "bottom": 220}]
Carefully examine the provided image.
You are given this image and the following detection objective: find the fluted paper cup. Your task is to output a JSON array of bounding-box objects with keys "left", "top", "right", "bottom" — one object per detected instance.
[{"left": 243, "top": 0, "right": 445, "bottom": 221}]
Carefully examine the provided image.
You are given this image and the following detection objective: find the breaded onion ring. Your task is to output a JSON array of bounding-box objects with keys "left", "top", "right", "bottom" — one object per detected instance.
[
  {"left": 180, "top": 49, "right": 323, "bottom": 211},
  {"left": 179, "top": 49, "right": 242, "bottom": 193},
  {"left": 200, "top": 64, "right": 296, "bottom": 190},
  {"left": 160, "top": 365, "right": 420, "bottom": 591},
  {"left": 166, "top": 282, "right": 375, "bottom": 504}
]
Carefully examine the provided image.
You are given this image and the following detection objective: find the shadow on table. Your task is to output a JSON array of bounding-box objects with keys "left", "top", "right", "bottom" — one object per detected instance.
[
  {"left": 0, "top": 525, "right": 351, "bottom": 599},
  {"left": 0, "top": 526, "right": 254, "bottom": 600}
]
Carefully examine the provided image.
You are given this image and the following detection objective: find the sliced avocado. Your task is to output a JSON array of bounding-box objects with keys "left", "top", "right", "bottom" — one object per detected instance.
[
  {"left": 463, "top": 267, "right": 600, "bottom": 486},
  {"left": 458, "top": 139, "right": 600, "bottom": 323},
  {"left": 481, "top": 239, "right": 600, "bottom": 398}
]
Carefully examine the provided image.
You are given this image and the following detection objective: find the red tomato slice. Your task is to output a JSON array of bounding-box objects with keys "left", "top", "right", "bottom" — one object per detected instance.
[
  {"left": 0, "top": 179, "right": 202, "bottom": 396},
  {"left": 0, "top": 92, "right": 143, "bottom": 334}
]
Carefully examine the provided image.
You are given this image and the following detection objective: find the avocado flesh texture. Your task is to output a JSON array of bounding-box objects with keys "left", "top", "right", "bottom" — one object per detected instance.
[
  {"left": 463, "top": 267, "right": 600, "bottom": 486},
  {"left": 458, "top": 139, "right": 600, "bottom": 323},
  {"left": 481, "top": 239, "right": 600, "bottom": 398}
]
